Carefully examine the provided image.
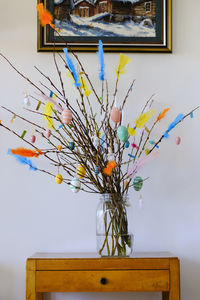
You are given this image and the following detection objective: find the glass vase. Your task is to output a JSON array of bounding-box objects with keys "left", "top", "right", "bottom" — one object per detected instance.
[{"left": 96, "top": 194, "right": 133, "bottom": 257}]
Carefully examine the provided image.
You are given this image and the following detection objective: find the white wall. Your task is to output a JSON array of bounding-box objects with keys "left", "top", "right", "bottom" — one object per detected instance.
[{"left": 1, "top": 0, "right": 200, "bottom": 299}]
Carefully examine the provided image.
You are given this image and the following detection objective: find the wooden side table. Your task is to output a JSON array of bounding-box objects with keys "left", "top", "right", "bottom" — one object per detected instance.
[{"left": 26, "top": 252, "right": 180, "bottom": 300}]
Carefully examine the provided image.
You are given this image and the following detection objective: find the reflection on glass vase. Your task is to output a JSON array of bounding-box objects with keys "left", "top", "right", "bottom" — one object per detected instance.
[{"left": 96, "top": 194, "right": 133, "bottom": 257}]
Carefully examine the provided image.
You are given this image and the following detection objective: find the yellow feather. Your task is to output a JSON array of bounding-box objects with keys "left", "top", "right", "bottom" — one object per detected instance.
[
  {"left": 128, "top": 127, "right": 136, "bottom": 136},
  {"left": 135, "top": 109, "right": 155, "bottom": 128},
  {"left": 43, "top": 102, "right": 55, "bottom": 130},
  {"left": 80, "top": 76, "right": 91, "bottom": 97},
  {"left": 116, "top": 54, "right": 131, "bottom": 79}
]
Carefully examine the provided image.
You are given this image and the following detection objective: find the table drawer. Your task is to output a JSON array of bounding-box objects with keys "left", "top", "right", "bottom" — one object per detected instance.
[{"left": 36, "top": 270, "right": 169, "bottom": 292}]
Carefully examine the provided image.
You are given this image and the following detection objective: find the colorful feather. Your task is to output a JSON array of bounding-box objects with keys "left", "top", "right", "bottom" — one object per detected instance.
[
  {"left": 79, "top": 76, "right": 91, "bottom": 97},
  {"left": 103, "top": 160, "right": 117, "bottom": 176},
  {"left": 128, "top": 150, "right": 159, "bottom": 179},
  {"left": 63, "top": 48, "right": 81, "bottom": 88},
  {"left": 8, "top": 149, "right": 37, "bottom": 171},
  {"left": 116, "top": 54, "right": 131, "bottom": 80},
  {"left": 135, "top": 109, "right": 155, "bottom": 128},
  {"left": 41, "top": 94, "right": 63, "bottom": 112},
  {"left": 157, "top": 108, "right": 170, "bottom": 122},
  {"left": 36, "top": 3, "right": 55, "bottom": 29},
  {"left": 10, "top": 148, "right": 43, "bottom": 158},
  {"left": 163, "top": 113, "right": 184, "bottom": 138},
  {"left": 98, "top": 40, "right": 105, "bottom": 81},
  {"left": 44, "top": 101, "right": 55, "bottom": 130}
]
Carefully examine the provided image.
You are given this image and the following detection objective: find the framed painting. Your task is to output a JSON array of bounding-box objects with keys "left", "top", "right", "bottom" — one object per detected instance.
[{"left": 37, "top": 0, "right": 172, "bottom": 52}]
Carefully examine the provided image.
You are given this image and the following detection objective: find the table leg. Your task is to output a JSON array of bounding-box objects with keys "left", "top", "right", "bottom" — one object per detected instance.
[
  {"left": 36, "top": 293, "right": 43, "bottom": 300},
  {"left": 162, "top": 292, "right": 169, "bottom": 300},
  {"left": 169, "top": 258, "right": 180, "bottom": 300},
  {"left": 26, "top": 259, "right": 36, "bottom": 300}
]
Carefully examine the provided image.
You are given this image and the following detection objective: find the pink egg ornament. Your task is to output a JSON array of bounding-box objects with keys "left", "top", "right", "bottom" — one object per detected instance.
[
  {"left": 61, "top": 109, "right": 73, "bottom": 125},
  {"left": 175, "top": 136, "right": 181, "bottom": 145},
  {"left": 110, "top": 107, "right": 121, "bottom": 123},
  {"left": 46, "top": 129, "right": 52, "bottom": 139},
  {"left": 30, "top": 135, "right": 36, "bottom": 143}
]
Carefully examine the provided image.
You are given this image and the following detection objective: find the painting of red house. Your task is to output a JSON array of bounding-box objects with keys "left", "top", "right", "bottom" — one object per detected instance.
[
  {"left": 94, "top": 0, "right": 111, "bottom": 15},
  {"left": 73, "top": 0, "right": 95, "bottom": 17}
]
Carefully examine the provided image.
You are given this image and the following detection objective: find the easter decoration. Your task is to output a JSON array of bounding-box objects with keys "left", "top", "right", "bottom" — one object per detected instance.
[{"left": 0, "top": 3, "right": 199, "bottom": 257}]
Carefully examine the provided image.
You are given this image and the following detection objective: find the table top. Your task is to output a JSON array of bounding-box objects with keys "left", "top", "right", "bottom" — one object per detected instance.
[{"left": 29, "top": 252, "right": 177, "bottom": 259}]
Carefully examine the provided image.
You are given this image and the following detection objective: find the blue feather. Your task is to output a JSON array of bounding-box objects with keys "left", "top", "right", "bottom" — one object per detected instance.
[
  {"left": 63, "top": 48, "right": 81, "bottom": 88},
  {"left": 163, "top": 113, "right": 184, "bottom": 138},
  {"left": 98, "top": 40, "right": 105, "bottom": 81},
  {"left": 8, "top": 149, "right": 37, "bottom": 171}
]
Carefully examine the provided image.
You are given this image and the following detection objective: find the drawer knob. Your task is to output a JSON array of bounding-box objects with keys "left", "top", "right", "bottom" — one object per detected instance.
[{"left": 100, "top": 277, "right": 107, "bottom": 285}]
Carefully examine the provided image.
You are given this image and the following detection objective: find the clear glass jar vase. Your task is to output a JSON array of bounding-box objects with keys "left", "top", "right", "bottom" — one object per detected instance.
[{"left": 96, "top": 194, "right": 133, "bottom": 257}]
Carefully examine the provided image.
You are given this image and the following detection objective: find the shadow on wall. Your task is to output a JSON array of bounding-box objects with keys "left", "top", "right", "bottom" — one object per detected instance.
[
  {"left": 44, "top": 292, "right": 161, "bottom": 300},
  {"left": 0, "top": 265, "right": 14, "bottom": 300}
]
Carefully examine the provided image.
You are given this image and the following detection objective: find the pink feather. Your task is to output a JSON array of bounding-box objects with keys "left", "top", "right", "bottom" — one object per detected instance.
[
  {"left": 41, "top": 94, "right": 63, "bottom": 112},
  {"left": 128, "top": 150, "right": 159, "bottom": 179}
]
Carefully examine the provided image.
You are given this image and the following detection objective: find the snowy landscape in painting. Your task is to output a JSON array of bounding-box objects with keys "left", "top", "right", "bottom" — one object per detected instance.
[
  {"left": 54, "top": 0, "right": 156, "bottom": 37},
  {"left": 55, "top": 16, "right": 155, "bottom": 37}
]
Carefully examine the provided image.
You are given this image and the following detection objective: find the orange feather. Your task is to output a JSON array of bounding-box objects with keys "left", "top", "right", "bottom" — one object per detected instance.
[
  {"left": 103, "top": 161, "right": 117, "bottom": 176},
  {"left": 107, "top": 161, "right": 117, "bottom": 169},
  {"left": 36, "top": 4, "right": 55, "bottom": 29},
  {"left": 103, "top": 167, "right": 112, "bottom": 176},
  {"left": 11, "top": 148, "right": 43, "bottom": 158},
  {"left": 157, "top": 108, "right": 170, "bottom": 122}
]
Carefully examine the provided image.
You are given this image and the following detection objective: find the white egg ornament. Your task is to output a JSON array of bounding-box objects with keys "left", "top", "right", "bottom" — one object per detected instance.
[
  {"left": 110, "top": 107, "right": 121, "bottom": 123},
  {"left": 117, "top": 126, "right": 129, "bottom": 143},
  {"left": 70, "top": 178, "right": 81, "bottom": 193},
  {"left": 175, "top": 136, "right": 181, "bottom": 145},
  {"left": 23, "top": 95, "right": 30, "bottom": 107},
  {"left": 61, "top": 109, "right": 73, "bottom": 125},
  {"left": 107, "top": 148, "right": 115, "bottom": 161}
]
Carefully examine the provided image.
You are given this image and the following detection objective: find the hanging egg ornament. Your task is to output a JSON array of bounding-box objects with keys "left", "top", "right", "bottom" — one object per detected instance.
[
  {"left": 133, "top": 176, "right": 143, "bottom": 191},
  {"left": 110, "top": 107, "right": 121, "bottom": 123},
  {"left": 70, "top": 178, "right": 81, "bottom": 193},
  {"left": 69, "top": 141, "right": 75, "bottom": 151},
  {"left": 94, "top": 166, "right": 100, "bottom": 175},
  {"left": 175, "top": 136, "right": 181, "bottom": 145},
  {"left": 23, "top": 95, "right": 30, "bottom": 107},
  {"left": 117, "top": 126, "right": 129, "bottom": 143},
  {"left": 125, "top": 141, "right": 130, "bottom": 148},
  {"left": 55, "top": 174, "right": 63, "bottom": 184},
  {"left": 46, "top": 129, "right": 51, "bottom": 138},
  {"left": 30, "top": 135, "right": 36, "bottom": 143},
  {"left": 56, "top": 145, "right": 62, "bottom": 151},
  {"left": 77, "top": 164, "right": 86, "bottom": 179},
  {"left": 61, "top": 109, "right": 73, "bottom": 125}
]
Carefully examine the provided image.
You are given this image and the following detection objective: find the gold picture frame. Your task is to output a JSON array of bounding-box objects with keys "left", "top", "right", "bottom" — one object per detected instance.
[{"left": 37, "top": 0, "right": 172, "bottom": 52}]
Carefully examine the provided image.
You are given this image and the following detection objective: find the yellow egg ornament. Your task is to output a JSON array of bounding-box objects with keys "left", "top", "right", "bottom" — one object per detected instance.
[
  {"left": 56, "top": 145, "right": 62, "bottom": 151},
  {"left": 77, "top": 164, "right": 86, "bottom": 179},
  {"left": 55, "top": 174, "right": 63, "bottom": 184}
]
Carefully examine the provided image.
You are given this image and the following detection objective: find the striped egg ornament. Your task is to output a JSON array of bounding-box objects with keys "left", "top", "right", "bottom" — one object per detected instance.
[
  {"left": 61, "top": 109, "right": 73, "bottom": 125},
  {"left": 77, "top": 164, "right": 86, "bottom": 179},
  {"left": 133, "top": 176, "right": 143, "bottom": 191},
  {"left": 70, "top": 178, "right": 81, "bottom": 193}
]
